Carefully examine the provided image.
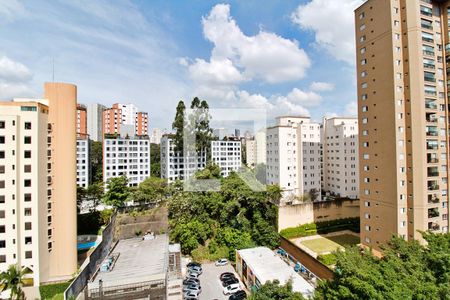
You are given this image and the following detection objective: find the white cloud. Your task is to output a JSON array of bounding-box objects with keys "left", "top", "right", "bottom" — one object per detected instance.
[
  {"left": 192, "top": 3, "right": 310, "bottom": 84},
  {"left": 345, "top": 101, "right": 357, "bottom": 116},
  {"left": 310, "top": 81, "right": 334, "bottom": 92},
  {"left": 291, "top": 0, "right": 364, "bottom": 64},
  {"left": 285, "top": 88, "right": 321, "bottom": 107},
  {"left": 0, "top": 0, "right": 25, "bottom": 21},
  {"left": 188, "top": 58, "right": 245, "bottom": 87},
  {"left": 0, "top": 56, "right": 34, "bottom": 99}
]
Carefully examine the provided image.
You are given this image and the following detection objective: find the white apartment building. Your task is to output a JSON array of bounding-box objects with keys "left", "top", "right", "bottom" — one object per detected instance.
[
  {"left": 150, "top": 128, "right": 162, "bottom": 144},
  {"left": 246, "top": 140, "right": 256, "bottom": 167},
  {"left": 322, "top": 118, "right": 359, "bottom": 199},
  {"left": 87, "top": 103, "right": 106, "bottom": 142},
  {"left": 160, "top": 136, "right": 206, "bottom": 182},
  {"left": 103, "top": 137, "right": 151, "bottom": 187},
  {"left": 117, "top": 104, "right": 138, "bottom": 126},
  {"left": 76, "top": 138, "right": 89, "bottom": 188},
  {"left": 211, "top": 140, "right": 242, "bottom": 177},
  {"left": 266, "top": 116, "right": 322, "bottom": 201}
]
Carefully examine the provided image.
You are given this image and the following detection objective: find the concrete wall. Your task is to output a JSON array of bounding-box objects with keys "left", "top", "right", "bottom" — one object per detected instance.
[
  {"left": 278, "top": 199, "right": 360, "bottom": 231},
  {"left": 114, "top": 207, "right": 168, "bottom": 240}
]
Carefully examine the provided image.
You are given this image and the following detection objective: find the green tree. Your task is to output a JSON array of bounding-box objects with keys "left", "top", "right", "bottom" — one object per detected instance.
[
  {"left": 90, "top": 141, "right": 103, "bottom": 183},
  {"left": 102, "top": 176, "right": 129, "bottom": 208},
  {"left": 171, "top": 219, "right": 212, "bottom": 254},
  {"left": 132, "top": 176, "right": 167, "bottom": 205},
  {"left": 0, "top": 265, "right": 30, "bottom": 300},
  {"left": 86, "top": 182, "right": 104, "bottom": 210},
  {"left": 315, "top": 233, "right": 450, "bottom": 299},
  {"left": 248, "top": 280, "right": 305, "bottom": 300},
  {"left": 76, "top": 186, "right": 86, "bottom": 212},
  {"left": 172, "top": 101, "right": 186, "bottom": 153},
  {"left": 195, "top": 162, "right": 222, "bottom": 179},
  {"left": 150, "top": 143, "right": 161, "bottom": 177}
]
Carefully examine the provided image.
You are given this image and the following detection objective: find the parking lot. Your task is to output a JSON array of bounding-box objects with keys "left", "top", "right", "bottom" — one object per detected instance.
[{"left": 197, "top": 262, "right": 239, "bottom": 300}]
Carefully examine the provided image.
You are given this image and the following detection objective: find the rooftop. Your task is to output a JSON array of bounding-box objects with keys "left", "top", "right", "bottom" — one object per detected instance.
[
  {"left": 89, "top": 235, "right": 169, "bottom": 289},
  {"left": 237, "top": 247, "right": 314, "bottom": 297}
]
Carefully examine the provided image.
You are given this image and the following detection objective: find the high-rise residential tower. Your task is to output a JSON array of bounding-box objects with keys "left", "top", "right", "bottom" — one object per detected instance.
[
  {"left": 76, "top": 104, "right": 87, "bottom": 136},
  {"left": 0, "top": 83, "right": 77, "bottom": 285},
  {"left": 355, "top": 0, "right": 449, "bottom": 251},
  {"left": 87, "top": 103, "right": 106, "bottom": 142}
]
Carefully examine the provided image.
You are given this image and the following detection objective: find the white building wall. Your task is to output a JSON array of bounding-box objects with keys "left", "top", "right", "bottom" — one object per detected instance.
[
  {"left": 150, "top": 128, "right": 162, "bottom": 144},
  {"left": 87, "top": 103, "right": 105, "bottom": 142},
  {"left": 255, "top": 129, "right": 266, "bottom": 165},
  {"left": 117, "top": 104, "right": 138, "bottom": 127},
  {"left": 323, "top": 118, "right": 359, "bottom": 199},
  {"left": 76, "top": 139, "right": 89, "bottom": 188},
  {"left": 103, "top": 137, "right": 151, "bottom": 187},
  {"left": 246, "top": 140, "right": 256, "bottom": 167},
  {"left": 211, "top": 140, "right": 242, "bottom": 177}
]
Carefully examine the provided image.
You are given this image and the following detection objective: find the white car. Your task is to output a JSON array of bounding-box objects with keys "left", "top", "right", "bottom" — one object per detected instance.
[
  {"left": 223, "top": 283, "right": 241, "bottom": 295},
  {"left": 183, "top": 284, "right": 202, "bottom": 293},
  {"left": 215, "top": 258, "right": 228, "bottom": 266},
  {"left": 187, "top": 271, "right": 200, "bottom": 279},
  {"left": 188, "top": 266, "right": 203, "bottom": 274},
  {"left": 184, "top": 290, "right": 199, "bottom": 299}
]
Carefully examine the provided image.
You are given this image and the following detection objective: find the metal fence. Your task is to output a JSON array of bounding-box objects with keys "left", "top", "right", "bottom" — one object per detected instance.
[{"left": 64, "top": 213, "right": 117, "bottom": 300}]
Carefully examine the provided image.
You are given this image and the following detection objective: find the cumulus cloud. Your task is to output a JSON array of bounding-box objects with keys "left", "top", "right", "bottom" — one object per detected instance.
[
  {"left": 285, "top": 88, "right": 321, "bottom": 107},
  {"left": 291, "top": 0, "right": 364, "bottom": 64},
  {"left": 188, "top": 58, "right": 246, "bottom": 87},
  {"left": 310, "top": 81, "right": 334, "bottom": 92},
  {"left": 0, "top": 56, "right": 34, "bottom": 99},
  {"left": 189, "top": 3, "right": 310, "bottom": 85}
]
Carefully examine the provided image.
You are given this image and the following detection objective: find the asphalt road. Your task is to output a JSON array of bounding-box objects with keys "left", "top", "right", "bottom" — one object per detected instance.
[{"left": 198, "top": 262, "right": 238, "bottom": 300}]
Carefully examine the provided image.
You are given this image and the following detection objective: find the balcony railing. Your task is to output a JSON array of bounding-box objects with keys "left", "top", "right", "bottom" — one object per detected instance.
[
  {"left": 424, "top": 76, "right": 436, "bottom": 82},
  {"left": 428, "top": 210, "right": 439, "bottom": 218},
  {"left": 424, "top": 63, "right": 435, "bottom": 69},
  {"left": 426, "top": 131, "right": 438, "bottom": 136},
  {"left": 425, "top": 90, "right": 437, "bottom": 96},
  {"left": 425, "top": 102, "right": 437, "bottom": 109},
  {"left": 427, "top": 184, "right": 439, "bottom": 190},
  {"left": 426, "top": 117, "right": 437, "bottom": 123},
  {"left": 428, "top": 195, "right": 439, "bottom": 203},
  {"left": 427, "top": 157, "right": 438, "bottom": 163},
  {"left": 428, "top": 223, "right": 440, "bottom": 231},
  {"left": 427, "top": 170, "right": 439, "bottom": 177},
  {"left": 423, "top": 50, "right": 435, "bottom": 56},
  {"left": 422, "top": 37, "right": 434, "bottom": 43}
]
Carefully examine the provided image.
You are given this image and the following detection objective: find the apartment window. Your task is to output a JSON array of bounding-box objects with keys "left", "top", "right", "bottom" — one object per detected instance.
[
  {"left": 362, "top": 106, "right": 368, "bottom": 112},
  {"left": 360, "top": 35, "right": 366, "bottom": 43},
  {"left": 361, "top": 58, "right": 367, "bottom": 65},
  {"left": 362, "top": 94, "right": 368, "bottom": 100},
  {"left": 400, "top": 221, "right": 406, "bottom": 228},
  {"left": 421, "top": 18, "right": 433, "bottom": 29},
  {"left": 24, "top": 208, "right": 31, "bottom": 216},
  {"left": 395, "top": 59, "right": 401, "bottom": 66},
  {"left": 365, "top": 237, "right": 371, "bottom": 243},
  {"left": 362, "top": 130, "right": 369, "bottom": 136},
  {"left": 394, "top": 33, "right": 400, "bottom": 40},
  {"left": 24, "top": 136, "right": 31, "bottom": 144},
  {"left": 362, "top": 82, "right": 368, "bottom": 88},
  {"left": 365, "top": 201, "right": 371, "bottom": 207},
  {"left": 394, "top": 20, "right": 400, "bottom": 27},
  {"left": 396, "top": 73, "right": 402, "bottom": 79},
  {"left": 420, "top": 5, "right": 432, "bottom": 17},
  {"left": 0, "top": 151, "right": 4, "bottom": 159},
  {"left": 365, "top": 225, "right": 371, "bottom": 231},
  {"left": 363, "top": 142, "right": 369, "bottom": 147},
  {"left": 0, "top": 255, "right": 5, "bottom": 263},
  {"left": 25, "top": 222, "right": 31, "bottom": 230},
  {"left": 24, "top": 165, "right": 31, "bottom": 173},
  {"left": 359, "top": 12, "right": 365, "bottom": 19},
  {"left": 0, "top": 241, "right": 5, "bottom": 248},
  {"left": 0, "top": 226, "right": 4, "bottom": 233},
  {"left": 25, "top": 237, "right": 32, "bottom": 244},
  {"left": 24, "top": 193, "right": 31, "bottom": 202},
  {"left": 25, "top": 251, "right": 32, "bottom": 259},
  {"left": 360, "top": 47, "right": 366, "bottom": 54},
  {"left": 24, "top": 180, "right": 31, "bottom": 187},
  {"left": 24, "top": 151, "right": 31, "bottom": 159},
  {"left": 0, "top": 136, "right": 4, "bottom": 144},
  {"left": 360, "top": 24, "right": 366, "bottom": 31},
  {"left": 0, "top": 121, "right": 4, "bottom": 129},
  {"left": 24, "top": 122, "right": 31, "bottom": 130}
]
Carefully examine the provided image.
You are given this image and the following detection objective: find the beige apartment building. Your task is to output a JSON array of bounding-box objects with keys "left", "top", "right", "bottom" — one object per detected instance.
[
  {"left": 355, "top": 0, "right": 449, "bottom": 251},
  {"left": 0, "top": 83, "right": 77, "bottom": 285}
]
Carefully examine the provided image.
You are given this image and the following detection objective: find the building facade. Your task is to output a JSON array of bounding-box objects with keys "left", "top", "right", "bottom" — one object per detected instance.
[
  {"left": 211, "top": 140, "right": 242, "bottom": 177},
  {"left": 103, "top": 136, "right": 151, "bottom": 187},
  {"left": 103, "top": 104, "right": 122, "bottom": 136},
  {"left": 87, "top": 103, "right": 106, "bottom": 142},
  {"left": 322, "top": 117, "right": 359, "bottom": 199},
  {"left": 355, "top": 0, "right": 450, "bottom": 251},
  {"left": 135, "top": 112, "right": 148, "bottom": 136},
  {"left": 246, "top": 140, "right": 256, "bottom": 167},
  {"left": 76, "top": 104, "right": 87, "bottom": 136},
  {"left": 150, "top": 128, "right": 162, "bottom": 144},
  {"left": 0, "top": 82, "right": 77, "bottom": 285},
  {"left": 103, "top": 103, "right": 148, "bottom": 137},
  {"left": 76, "top": 137, "right": 89, "bottom": 188},
  {"left": 266, "top": 116, "right": 322, "bottom": 201}
]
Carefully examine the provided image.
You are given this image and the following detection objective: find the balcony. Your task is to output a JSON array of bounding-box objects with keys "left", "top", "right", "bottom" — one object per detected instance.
[
  {"left": 427, "top": 154, "right": 438, "bottom": 163},
  {"left": 423, "top": 50, "right": 435, "bottom": 56},
  {"left": 427, "top": 167, "right": 439, "bottom": 177},
  {"left": 428, "top": 194, "right": 439, "bottom": 204},
  {"left": 424, "top": 75, "right": 436, "bottom": 82},
  {"left": 422, "top": 37, "right": 434, "bottom": 43},
  {"left": 428, "top": 222, "right": 440, "bottom": 231},
  {"left": 425, "top": 89, "right": 436, "bottom": 95},
  {"left": 426, "top": 113, "right": 438, "bottom": 123},
  {"left": 425, "top": 102, "right": 437, "bottom": 110},
  {"left": 428, "top": 208, "right": 439, "bottom": 218},
  {"left": 426, "top": 129, "right": 438, "bottom": 136},
  {"left": 427, "top": 182, "right": 439, "bottom": 190}
]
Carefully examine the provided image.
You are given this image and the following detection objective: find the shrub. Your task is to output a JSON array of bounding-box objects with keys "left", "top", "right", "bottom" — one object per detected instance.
[
  {"left": 317, "top": 253, "right": 337, "bottom": 266},
  {"left": 280, "top": 218, "right": 360, "bottom": 239}
]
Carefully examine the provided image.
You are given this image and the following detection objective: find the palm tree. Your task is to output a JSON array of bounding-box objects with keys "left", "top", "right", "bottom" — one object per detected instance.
[{"left": 0, "top": 265, "right": 30, "bottom": 299}]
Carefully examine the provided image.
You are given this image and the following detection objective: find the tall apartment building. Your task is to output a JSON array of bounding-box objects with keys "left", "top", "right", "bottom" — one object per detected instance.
[
  {"left": 322, "top": 117, "right": 359, "bottom": 199},
  {"left": 245, "top": 130, "right": 267, "bottom": 168},
  {"left": 266, "top": 116, "right": 322, "bottom": 201},
  {"left": 76, "top": 104, "right": 87, "bottom": 135},
  {"left": 0, "top": 83, "right": 77, "bottom": 285},
  {"left": 76, "top": 137, "right": 89, "bottom": 188},
  {"left": 136, "top": 112, "right": 149, "bottom": 136},
  {"left": 150, "top": 128, "right": 162, "bottom": 144},
  {"left": 103, "top": 103, "right": 148, "bottom": 137},
  {"left": 160, "top": 136, "right": 207, "bottom": 182},
  {"left": 211, "top": 140, "right": 242, "bottom": 177},
  {"left": 103, "top": 136, "right": 151, "bottom": 187},
  {"left": 355, "top": 0, "right": 449, "bottom": 251},
  {"left": 87, "top": 103, "right": 106, "bottom": 142}
]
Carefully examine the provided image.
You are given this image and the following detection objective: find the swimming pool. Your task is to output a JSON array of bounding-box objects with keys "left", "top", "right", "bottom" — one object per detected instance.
[{"left": 77, "top": 241, "right": 98, "bottom": 250}]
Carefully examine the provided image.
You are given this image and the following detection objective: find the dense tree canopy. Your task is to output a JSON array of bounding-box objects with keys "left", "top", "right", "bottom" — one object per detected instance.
[
  {"left": 168, "top": 172, "right": 282, "bottom": 257},
  {"left": 315, "top": 232, "right": 450, "bottom": 299},
  {"left": 172, "top": 100, "right": 186, "bottom": 153},
  {"left": 102, "top": 176, "right": 129, "bottom": 208},
  {"left": 132, "top": 176, "right": 168, "bottom": 205},
  {"left": 248, "top": 280, "right": 305, "bottom": 300},
  {"left": 150, "top": 143, "right": 161, "bottom": 177},
  {"left": 90, "top": 141, "right": 103, "bottom": 183}
]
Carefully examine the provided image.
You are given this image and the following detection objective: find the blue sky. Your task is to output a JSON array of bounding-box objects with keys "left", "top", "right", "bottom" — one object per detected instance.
[{"left": 0, "top": 0, "right": 363, "bottom": 130}]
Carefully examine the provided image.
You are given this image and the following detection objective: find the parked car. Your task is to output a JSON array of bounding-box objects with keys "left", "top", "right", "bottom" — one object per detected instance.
[
  {"left": 222, "top": 277, "right": 239, "bottom": 287},
  {"left": 188, "top": 265, "right": 203, "bottom": 274},
  {"left": 229, "top": 290, "right": 247, "bottom": 300},
  {"left": 223, "top": 283, "right": 241, "bottom": 295},
  {"left": 184, "top": 290, "right": 199, "bottom": 299},
  {"left": 187, "top": 271, "right": 200, "bottom": 279},
  {"left": 187, "top": 261, "right": 201, "bottom": 268},
  {"left": 184, "top": 278, "right": 200, "bottom": 285},
  {"left": 183, "top": 284, "right": 202, "bottom": 293},
  {"left": 215, "top": 258, "right": 228, "bottom": 266},
  {"left": 220, "top": 272, "right": 235, "bottom": 281},
  {"left": 185, "top": 298, "right": 198, "bottom": 300}
]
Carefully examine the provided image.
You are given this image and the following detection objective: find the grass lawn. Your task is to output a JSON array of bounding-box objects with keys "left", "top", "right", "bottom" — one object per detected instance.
[
  {"left": 39, "top": 281, "right": 71, "bottom": 300},
  {"left": 300, "top": 234, "right": 359, "bottom": 254}
]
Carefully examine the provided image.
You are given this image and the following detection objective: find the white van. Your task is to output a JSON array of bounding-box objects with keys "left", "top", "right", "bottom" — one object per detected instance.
[{"left": 223, "top": 283, "right": 241, "bottom": 295}]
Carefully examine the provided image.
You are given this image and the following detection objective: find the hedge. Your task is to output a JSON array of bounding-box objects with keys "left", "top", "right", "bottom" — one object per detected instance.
[
  {"left": 317, "top": 253, "right": 337, "bottom": 266},
  {"left": 280, "top": 217, "right": 360, "bottom": 239}
]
